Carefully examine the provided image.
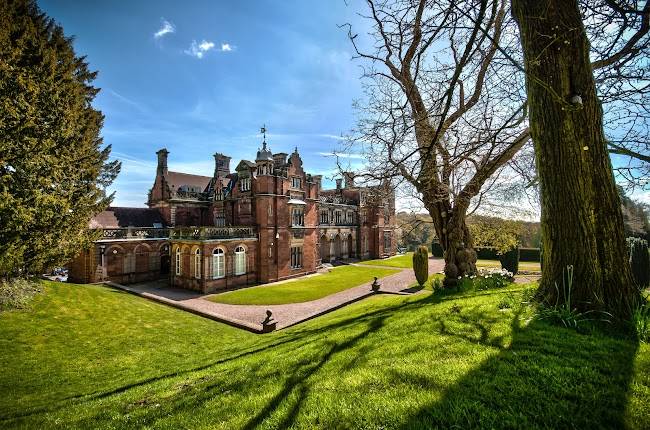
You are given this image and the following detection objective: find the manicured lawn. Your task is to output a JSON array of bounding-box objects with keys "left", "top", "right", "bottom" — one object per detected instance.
[
  {"left": 360, "top": 253, "right": 541, "bottom": 273},
  {"left": 358, "top": 252, "right": 415, "bottom": 268},
  {"left": 207, "top": 265, "right": 400, "bottom": 305},
  {"left": 477, "top": 259, "right": 541, "bottom": 272},
  {"left": 1, "top": 281, "right": 649, "bottom": 429}
]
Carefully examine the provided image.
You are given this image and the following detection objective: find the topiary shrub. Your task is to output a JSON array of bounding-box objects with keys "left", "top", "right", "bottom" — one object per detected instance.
[
  {"left": 412, "top": 245, "right": 429, "bottom": 286},
  {"left": 499, "top": 247, "right": 519, "bottom": 276},
  {"left": 627, "top": 237, "right": 650, "bottom": 289},
  {"left": 431, "top": 241, "right": 444, "bottom": 257}
]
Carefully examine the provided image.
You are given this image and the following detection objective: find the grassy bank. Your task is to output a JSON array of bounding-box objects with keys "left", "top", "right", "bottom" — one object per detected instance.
[{"left": 1, "top": 281, "right": 648, "bottom": 429}]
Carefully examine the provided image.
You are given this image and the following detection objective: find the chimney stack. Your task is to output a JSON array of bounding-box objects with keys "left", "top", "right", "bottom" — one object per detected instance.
[
  {"left": 156, "top": 149, "right": 169, "bottom": 176},
  {"left": 336, "top": 178, "right": 343, "bottom": 190},
  {"left": 343, "top": 172, "right": 355, "bottom": 188},
  {"left": 214, "top": 153, "right": 231, "bottom": 177}
]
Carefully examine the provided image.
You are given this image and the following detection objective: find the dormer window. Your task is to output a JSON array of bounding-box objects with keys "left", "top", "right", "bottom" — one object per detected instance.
[
  {"left": 239, "top": 177, "right": 251, "bottom": 192},
  {"left": 291, "top": 177, "right": 301, "bottom": 189}
]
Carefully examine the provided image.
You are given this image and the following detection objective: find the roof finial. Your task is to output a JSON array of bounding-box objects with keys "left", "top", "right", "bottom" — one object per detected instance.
[{"left": 261, "top": 124, "right": 267, "bottom": 149}]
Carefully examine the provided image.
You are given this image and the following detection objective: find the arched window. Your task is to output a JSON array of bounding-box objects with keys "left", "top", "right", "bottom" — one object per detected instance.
[
  {"left": 193, "top": 248, "right": 201, "bottom": 279},
  {"left": 212, "top": 248, "right": 225, "bottom": 279},
  {"left": 175, "top": 247, "right": 181, "bottom": 276},
  {"left": 235, "top": 246, "right": 246, "bottom": 275}
]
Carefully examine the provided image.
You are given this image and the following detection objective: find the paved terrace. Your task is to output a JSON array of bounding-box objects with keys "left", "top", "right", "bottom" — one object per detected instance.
[{"left": 107, "top": 258, "right": 445, "bottom": 333}]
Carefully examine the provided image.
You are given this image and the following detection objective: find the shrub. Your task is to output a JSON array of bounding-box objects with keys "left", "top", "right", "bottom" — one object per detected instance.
[
  {"left": 431, "top": 277, "right": 443, "bottom": 291},
  {"left": 499, "top": 248, "right": 520, "bottom": 275},
  {"left": 519, "top": 247, "right": 541, "bottom": 262},
  {"left": 412, "top": 246, "right": 429, "bottom": 286},
  {"left": 431, "top": 241, "right": 444, "bottom": 257},
  {"left": 627, "top": 237, "right": 649, "bottom": 289},
  {"left": 0, "top": 278, "right": 42, "bottom": 311},
  {"left": 475, "top": 246, "right": 499, "bottom": 260},
  {"left": 632, "top": 298, "right": 650, "bottom": 343}
]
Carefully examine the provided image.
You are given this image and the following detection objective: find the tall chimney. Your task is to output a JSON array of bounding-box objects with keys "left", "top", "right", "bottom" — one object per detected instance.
[
  {"left": 214, "top": 153, "right": 231, "bottom": 177},
  {"left": 343, "top": 172, "right": 355, "bottom": 188},
  {"left": 336, "top": 178, "right": 342, "bottom": 190},
  {"left": 156, "top": 148, "right": 169, "bottom": 176}
]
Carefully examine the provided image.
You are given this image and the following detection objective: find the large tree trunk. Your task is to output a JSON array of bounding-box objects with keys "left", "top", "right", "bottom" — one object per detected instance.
[
  {"left": 426, "top": 200, "right": 477, "bottom": 287},
  {"left": 512, "top": 0, "right": 640, "bottom": 318}
]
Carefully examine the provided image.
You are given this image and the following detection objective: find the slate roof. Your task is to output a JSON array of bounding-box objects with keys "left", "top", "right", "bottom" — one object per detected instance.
[
  {"left": 90, "top": 207, "right": 167, "bottom": 228},
  {"left": 166, "top": 171, "right": 212, "bottom": 191}
]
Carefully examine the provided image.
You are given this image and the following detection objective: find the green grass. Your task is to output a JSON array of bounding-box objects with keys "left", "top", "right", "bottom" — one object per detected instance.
[
  {"left": 476, "top": 259, "right": 541, "bottom": 272},
  {"left": 360, "top": 253, "right": 541, "bottom": 273},
  {"left": 207, "top": 265, "right": 400, "bottom": 305},
  {"left": 358, "top": 252, "right": 415, "bottom": 268},
  {"left": 1, "top": 281, "right": 649, "bottom": 429}
]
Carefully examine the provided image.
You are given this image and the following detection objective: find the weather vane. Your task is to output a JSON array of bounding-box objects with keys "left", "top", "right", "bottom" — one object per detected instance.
[{"left": 261, "top": 124, "right": 266, "bottom": 143}]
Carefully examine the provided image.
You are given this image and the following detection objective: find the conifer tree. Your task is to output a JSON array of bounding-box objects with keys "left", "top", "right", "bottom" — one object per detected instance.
[{"left": 0, "top": 0, "right": 120, "bottom": 278}]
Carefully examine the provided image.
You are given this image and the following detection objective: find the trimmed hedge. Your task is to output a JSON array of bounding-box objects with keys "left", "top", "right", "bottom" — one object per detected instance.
[
  {"left": 431, "top": 241, "right": 444, "bottom": 257},
  {"left": 475, "top": 247, "right": 499, "bottom": 260},
  {"left": 519, "top": 248, "right": 541, "bottom": 262},
  {"left": 430, "top": 242, "right": 541, "bottom": 263}
]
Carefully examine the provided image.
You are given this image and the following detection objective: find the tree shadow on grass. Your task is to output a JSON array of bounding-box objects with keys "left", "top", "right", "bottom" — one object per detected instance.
[
  {"left": 400, "top": 311, "right": 641, "bottom": 429},
  {"left": 104, "top": 316, "right": 388, "bottom": 430}
]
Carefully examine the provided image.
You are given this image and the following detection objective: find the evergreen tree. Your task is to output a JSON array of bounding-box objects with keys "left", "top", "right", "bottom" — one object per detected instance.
[{"left": 0, "top": 0, "right": 120, "bottom": 278}]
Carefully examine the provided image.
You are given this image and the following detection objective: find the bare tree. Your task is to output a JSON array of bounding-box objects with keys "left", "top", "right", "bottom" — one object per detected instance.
[
  {"left": 582, "top": 0, "right": 650, "bottom": 191},
  {"left": 344, "top": 0, "right": 529, "bottom": 286}
]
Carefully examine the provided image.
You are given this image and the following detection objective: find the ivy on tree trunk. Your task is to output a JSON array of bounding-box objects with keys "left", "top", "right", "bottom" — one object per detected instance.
[{"left": 512, "top": 0, "right": 640, "bottom": 318}]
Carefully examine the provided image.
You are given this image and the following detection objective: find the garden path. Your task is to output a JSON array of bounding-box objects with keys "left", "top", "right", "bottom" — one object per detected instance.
[{"left": 107, "top": 258, "right": 445, "bottom": 333}]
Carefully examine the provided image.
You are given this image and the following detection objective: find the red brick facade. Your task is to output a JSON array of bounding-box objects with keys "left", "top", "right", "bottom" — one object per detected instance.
[{"left": 69, "top": 139, "right": 395, "bottom": 293}]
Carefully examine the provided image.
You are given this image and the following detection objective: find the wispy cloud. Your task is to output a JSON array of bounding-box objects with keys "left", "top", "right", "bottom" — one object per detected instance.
[
  {"left": 221, "top": 43, "right": 233, "bottom": 52},
  {"left": 185, "top": 40, "right": 216, "bottom": 59},
  {"left": 318, "top": 152, "right": 364, "bottom": 159},
  {"left": 107, "top": 89, "right": 147, "bottom": 113},
  {"left": 154, "top": 19, "right": 175, "bottom": 39}
]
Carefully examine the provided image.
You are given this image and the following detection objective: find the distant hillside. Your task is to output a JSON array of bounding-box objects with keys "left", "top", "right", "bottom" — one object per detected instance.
[
  {"left": 395, "top": 212, "right": 541, "bottom": 250},
  {"left": 397, "top": 201, "right": 649, "bottom": 250}
]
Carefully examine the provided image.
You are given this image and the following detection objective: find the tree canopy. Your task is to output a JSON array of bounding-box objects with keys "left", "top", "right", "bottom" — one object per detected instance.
[{"left": 0, "top": 0, "right": 120, "bottom": 278}]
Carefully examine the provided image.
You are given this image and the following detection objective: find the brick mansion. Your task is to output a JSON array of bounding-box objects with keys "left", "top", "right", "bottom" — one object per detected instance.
[{"left": 68, "top": 134, "right": 396, "bottom": 292}]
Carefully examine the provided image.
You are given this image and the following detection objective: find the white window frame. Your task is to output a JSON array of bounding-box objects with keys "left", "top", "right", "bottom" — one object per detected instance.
[
  {"left": 235, "top": 246, "right": 246, "bottom": 275},
  {"left": 291, "top": 177, "right": 301, "bottom": 189},
  {"left": 212, "top": 248, "right": 225, "bottom": 279},
  {"left": 193, "top": 248, "right": 201, "bottom": 279},
  {"left": 240, "top": 177, "right": 251, "bottom": 192}
]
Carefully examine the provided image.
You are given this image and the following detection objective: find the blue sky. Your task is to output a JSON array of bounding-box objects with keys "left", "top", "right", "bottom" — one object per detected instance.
[
  {"left": 38, "top": 1, "right": 649, "bottom": 211},
  {"left": 40, "top": 0, "right": 369, "bottom": 207}
]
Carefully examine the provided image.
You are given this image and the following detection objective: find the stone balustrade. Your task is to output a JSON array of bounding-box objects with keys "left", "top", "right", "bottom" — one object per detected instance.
[
  {"left": 100, "top": 227, "right": 170, "bottom": 240},
  {"left": 170, "top": 226, "right": 257, "bottom": 240}
]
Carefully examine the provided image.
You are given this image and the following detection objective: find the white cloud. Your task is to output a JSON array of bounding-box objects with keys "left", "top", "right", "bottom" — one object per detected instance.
[
  {"left": 221, "top": 43, "right": 233, "bottom": 52},
  {"left": 154, "top": 19, "right": 175, "bottom": 39},
  {"left": 184, "top": 40, "right": 216, "bottom": 59},
  {"left": 318, "top": 152, "right": 364, "bottom": 159}
]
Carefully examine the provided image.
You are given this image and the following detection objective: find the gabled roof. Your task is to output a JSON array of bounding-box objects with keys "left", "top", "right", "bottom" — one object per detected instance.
[
  {"left": 166, "top": 171, "right": 212, "bottom": 191},
  {"left": 90, "top": 207, "right": 166, "bottom": 228},
  {"left": 236, "top": 160, "right": 256, "bottom": 170}
]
